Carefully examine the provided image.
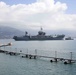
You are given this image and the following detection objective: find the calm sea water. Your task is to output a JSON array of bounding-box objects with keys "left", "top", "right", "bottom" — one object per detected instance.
[{"left": 0, "top": 39, "right": 76, "bottom": 75}]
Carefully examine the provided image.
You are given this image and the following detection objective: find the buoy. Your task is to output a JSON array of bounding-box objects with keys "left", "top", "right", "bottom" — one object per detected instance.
[
  {"left": 29, "top": 55, "right": 32, "bottom": 59},
  {"left": 22, "top": 56, "right": 24, "bottom": 58},
  {"left": 29, "top": 56, "right": 31, "bottom": 59},
  {"left": 50, "top": 60, "right": 53, "bottom": 62},
  {"left": 64, "top": 61, "right": 68, "bottom": 64}
]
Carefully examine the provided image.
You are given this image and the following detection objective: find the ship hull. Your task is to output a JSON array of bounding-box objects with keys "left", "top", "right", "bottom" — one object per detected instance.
[{"left": 13, "top": 35, "right": 65, "bottom": 41}]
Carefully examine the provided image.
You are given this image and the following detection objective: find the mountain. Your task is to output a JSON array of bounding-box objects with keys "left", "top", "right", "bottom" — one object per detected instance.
[
  {"left": 0, "top": 26, "right": 75, "bottom": 39},
  {"left": 0, "top": 26, "right": 24, "bottom": 39}
]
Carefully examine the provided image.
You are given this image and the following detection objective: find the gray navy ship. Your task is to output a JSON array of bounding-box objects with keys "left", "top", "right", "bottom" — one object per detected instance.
[{"left": 13, "top": 27, "right": 65, "bottom": 41}]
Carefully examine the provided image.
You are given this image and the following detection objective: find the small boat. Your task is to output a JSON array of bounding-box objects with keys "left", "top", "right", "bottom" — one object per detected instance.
[{"left": 65, "top": 37, "right": 73, "bottom": 40}]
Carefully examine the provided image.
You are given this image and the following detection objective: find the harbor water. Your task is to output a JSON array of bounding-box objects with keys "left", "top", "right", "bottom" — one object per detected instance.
[{"left": 0, "top": 39, "right": 76, "bottom": 75}]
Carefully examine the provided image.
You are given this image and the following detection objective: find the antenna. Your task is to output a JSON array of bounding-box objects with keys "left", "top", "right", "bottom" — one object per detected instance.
[{"left": 40, "top": 26, "right": 43, "bottom": 31}]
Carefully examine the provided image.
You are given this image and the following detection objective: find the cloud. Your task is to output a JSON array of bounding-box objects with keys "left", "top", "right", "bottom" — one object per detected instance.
[{"left": 0, "top": 0, "right": 76, "bottom": 31}]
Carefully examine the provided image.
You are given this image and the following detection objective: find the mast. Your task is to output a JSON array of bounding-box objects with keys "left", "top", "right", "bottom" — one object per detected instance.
[{"left": 41, "top": 27, "right": 43, "bottom": 31}]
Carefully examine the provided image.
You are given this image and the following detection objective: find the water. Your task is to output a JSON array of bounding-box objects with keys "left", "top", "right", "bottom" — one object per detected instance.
[{"left": 0, "top": 39, "right": 76, "bottom": 75}]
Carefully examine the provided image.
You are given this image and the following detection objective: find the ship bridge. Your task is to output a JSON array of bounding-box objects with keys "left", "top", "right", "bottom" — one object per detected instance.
[{"left": 38, "top": 27, "right": 46, "bottom": 36}]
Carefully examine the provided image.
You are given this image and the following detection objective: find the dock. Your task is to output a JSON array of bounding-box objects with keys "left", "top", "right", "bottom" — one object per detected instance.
[{"left": 0, "top": 48, "right": 76, "bottom": 64}]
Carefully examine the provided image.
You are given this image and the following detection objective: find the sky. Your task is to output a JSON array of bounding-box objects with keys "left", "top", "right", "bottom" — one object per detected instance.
[{"left": 0, "top": 0, "right": 76, "bottom": 33}]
